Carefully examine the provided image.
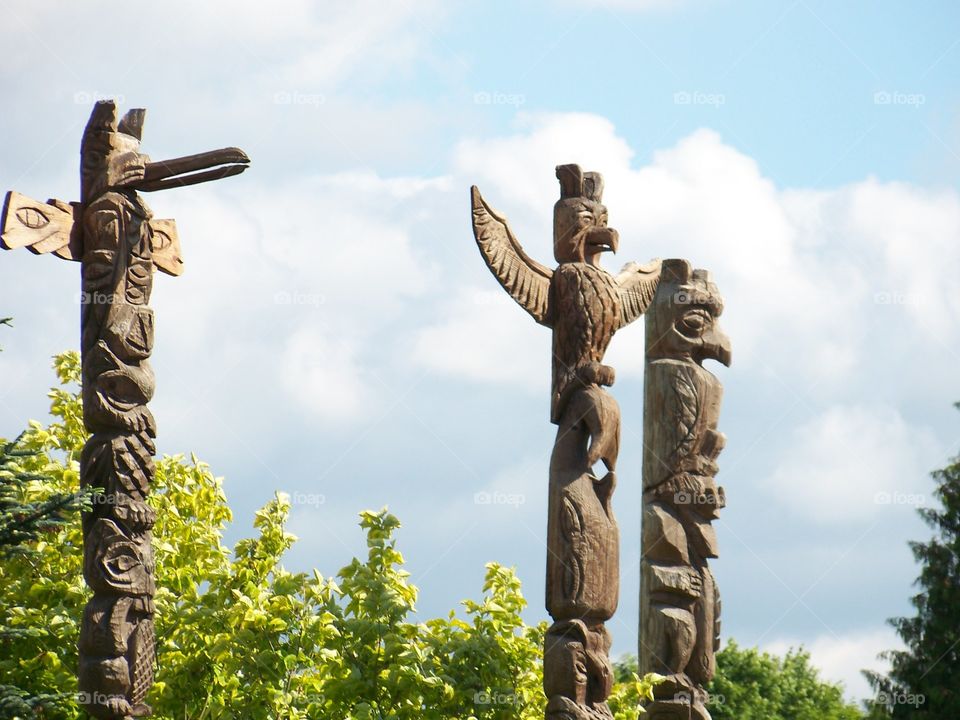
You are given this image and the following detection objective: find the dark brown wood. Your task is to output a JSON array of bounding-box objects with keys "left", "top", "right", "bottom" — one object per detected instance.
[
  {"left": 639, "top": 259, "right": 731, "bottom": 720},
  {"left": 1, "top": 100, "right": 248, "bottom": 719},
  {"left": 472, "top": 165, "right": 660, "bottom": 719}
]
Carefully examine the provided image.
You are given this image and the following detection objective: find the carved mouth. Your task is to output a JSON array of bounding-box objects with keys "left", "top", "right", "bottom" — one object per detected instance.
[{"left": 585, "top": 227, "right": 619, "bottom": 255}]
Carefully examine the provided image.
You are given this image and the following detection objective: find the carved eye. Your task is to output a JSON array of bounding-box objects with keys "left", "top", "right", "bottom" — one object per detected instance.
[
  {"left": 16, "top": 206, "right": 49, "bottom": 229},
  {"left": 152, "top": 230, "right": 171, "bottom": 251}
]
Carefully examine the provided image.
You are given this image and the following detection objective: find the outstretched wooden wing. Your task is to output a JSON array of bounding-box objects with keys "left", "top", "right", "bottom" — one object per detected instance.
[
  {"left": 1, "top": 191, "right": 81, "bottom": 259},
  {"left": 615, "top": 258, "right": 662, "bottom": 328},
  {"left": 1, "top": 191, "right": 183, "bottom": 276},
  {"left": 471, "top": 186, "right": 553, "bottom": 326}
]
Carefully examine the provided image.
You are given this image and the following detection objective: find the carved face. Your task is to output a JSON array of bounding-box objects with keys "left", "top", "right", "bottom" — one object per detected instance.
[
  {"left": 647, "top": 259, "right": 731, "bottom": 367},
  {"left": 553, "top": 164, "right": 619, "bottom": 266},
  {"left": 81, "top": 101, "right": 149, "bottom": 204},
  {"left": 543, "top": 621, "right": 614, "bottom": 706}
]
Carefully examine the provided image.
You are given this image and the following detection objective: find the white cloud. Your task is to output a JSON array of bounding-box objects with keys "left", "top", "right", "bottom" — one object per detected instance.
[
  {"left": 422, "top": 115, "right": 960, "bottom": 403},
  {"left": 144, "top": 170, "right": 443, "bottom": 428},
  {"left": 764, "top": 627, "right": 899, "bottom": 702},
  {"left": 281, "top": 327, "right": 370, "bottom": 423},
  {"left": 766, "top": 404, "right": 939, "bottom": 524},
  {"left": 412, "top": 287, "right": 550, "bottom": 391}
]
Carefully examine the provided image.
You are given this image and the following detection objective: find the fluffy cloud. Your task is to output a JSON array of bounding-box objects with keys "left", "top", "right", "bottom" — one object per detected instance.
[
  {"left": 766, "top": 404, "right": 940, "bottom": 524},
  {"left": 419, "top": 114, "right": 960, "bottom": 405},
  {"left": 764, "top": 628, "right": 900, "bottom": 702},
  {"left": 412, "top": 287, "right": 549, "bottom": 392}
]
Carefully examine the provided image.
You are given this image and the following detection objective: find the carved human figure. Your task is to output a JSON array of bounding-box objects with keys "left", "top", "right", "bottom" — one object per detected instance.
[
  {"left": 639, "top": 259, "right": 731, "bottom": 720},
  {"left": 471, "top": 166, "right": 660, "bottom": 718},
  {"left": 1, "top": 100, "right": 248, "bottom": 719}
]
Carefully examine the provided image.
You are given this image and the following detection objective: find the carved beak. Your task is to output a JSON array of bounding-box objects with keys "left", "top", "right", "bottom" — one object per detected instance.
[
  {"left": 585, "top": 226, "right": 619, "bottom": 254},
  {"left": 699, "top": 327, "right": 732, "bottom": 367},
  {"left": 134, "top": 147, "right": 250, "bottom": 192}
]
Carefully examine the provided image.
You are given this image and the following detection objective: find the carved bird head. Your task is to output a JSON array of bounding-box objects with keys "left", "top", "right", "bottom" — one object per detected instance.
[
  {"left": 553, "top": 164, "right": 619, "bottom": 266},
  {"left": 80, "top": 99, "right": 249, "bottom": 205},
  {"left": 647, "top": 259, "right": 732, "bottom": 367}
]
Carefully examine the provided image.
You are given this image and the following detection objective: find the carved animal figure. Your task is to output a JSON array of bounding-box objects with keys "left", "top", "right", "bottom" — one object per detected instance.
[
  {"left": 471, "top": 166, "right": 660, "bottom": 719},
  {"left": 640, "top": 259, "right": 731, "bottom": 720}
]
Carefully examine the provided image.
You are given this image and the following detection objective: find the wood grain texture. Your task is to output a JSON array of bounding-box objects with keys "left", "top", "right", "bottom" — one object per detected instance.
[
  {"left": 471, "top": 165, "right": 659, "bottom": 719},
  {"left": 639, "top": 259, "right": 730, "bottom": 720},
  {"left": 3, "top": 99, "right": 248, "bottom": 719}
]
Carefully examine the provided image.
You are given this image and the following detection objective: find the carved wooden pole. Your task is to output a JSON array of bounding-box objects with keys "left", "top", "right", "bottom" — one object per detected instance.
[
  {"left": 1, "top": 100, "right": 248, "bottom": 718},
  {"left": 639, "top": 259, "right": 730, "bottom": 720},
  {"left": 470, "top": 166, "right": 660, "bottom": 719}
]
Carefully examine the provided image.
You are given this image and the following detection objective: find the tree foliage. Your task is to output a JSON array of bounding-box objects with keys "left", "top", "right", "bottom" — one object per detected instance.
[
  {"left": 613, "top": 641, "right": 862, "bottom": 719},
  {"left": 703, "top": 639, "right": 862, "bottom": 719},
  {"left": 866, "top": 413, "right": 960, "bottom": 718},
  {"left": 0, "top": 353, "right": 662, "bottom": 719}
]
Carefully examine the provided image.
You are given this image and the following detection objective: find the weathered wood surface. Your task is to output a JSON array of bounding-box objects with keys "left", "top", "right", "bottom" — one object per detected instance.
[
  {"left": 639, "top": 259, "right": 730, "bottom": 720},
  {"left": 2, "top": 99, "right": 248, "bottom": 719},
  {"left": 472, "top": 164, "right": 660, "bottom": 719}
]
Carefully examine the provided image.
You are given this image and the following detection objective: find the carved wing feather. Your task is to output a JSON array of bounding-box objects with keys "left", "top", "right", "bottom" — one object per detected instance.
[
  {"left": 471, "top": 186, "right": 553, "bottom": 325},
  {"left": 615, "top": 258, "right": 662, "bottom": 328}
]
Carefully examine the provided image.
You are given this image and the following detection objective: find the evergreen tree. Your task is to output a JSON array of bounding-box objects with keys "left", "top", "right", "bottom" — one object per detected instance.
[{"left": 866, "top": 414, "right": 960, "bottom": 718}]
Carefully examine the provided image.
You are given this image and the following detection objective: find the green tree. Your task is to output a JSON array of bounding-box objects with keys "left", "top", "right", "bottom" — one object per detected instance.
[
  {"left": 0, "top": 354, "right": 660, "bottom": 719},
  {"left": 707, "top": 640, "right": 862, "bottom": 720},
  {"left": 0, "top": 352, "right": 90, "bottom": 719},
  {"left": 614, "top": 640, "right": 862, "bottom": 720},
  {"left": 865, "top": 416, "right": 960, "bottom": 719}
]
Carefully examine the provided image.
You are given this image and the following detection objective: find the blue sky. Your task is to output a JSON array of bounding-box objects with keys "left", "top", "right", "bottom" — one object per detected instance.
[{"left": 2, "top": 0, "right": 959, "bottom": 704}]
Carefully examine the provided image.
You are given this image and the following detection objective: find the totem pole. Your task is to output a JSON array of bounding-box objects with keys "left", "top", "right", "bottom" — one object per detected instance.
[
  {"left": 471, "top": 166, "right": 661, "bottom": 719},
  {"left": 1, "top": 100, "right": 249, "bottom": 718},
  {"left": 639, "top": 260, "right": 730, "bottom": 720}
]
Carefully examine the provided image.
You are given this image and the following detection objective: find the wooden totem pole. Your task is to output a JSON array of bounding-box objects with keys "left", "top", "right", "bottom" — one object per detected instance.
[
  {"left": 639, "top": 260, "right": 730, "bottom": 720},
  {"left": 1, "top": 100, "right": 249, "bottom": 718},
  {"left": 471, "top": 166, "right": 661, "bottom": 719}
]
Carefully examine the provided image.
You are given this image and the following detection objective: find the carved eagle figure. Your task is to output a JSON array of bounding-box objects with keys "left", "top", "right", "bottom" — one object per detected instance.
[{"left": 471, "top": 164, "right": 661, "bottom": 422}]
